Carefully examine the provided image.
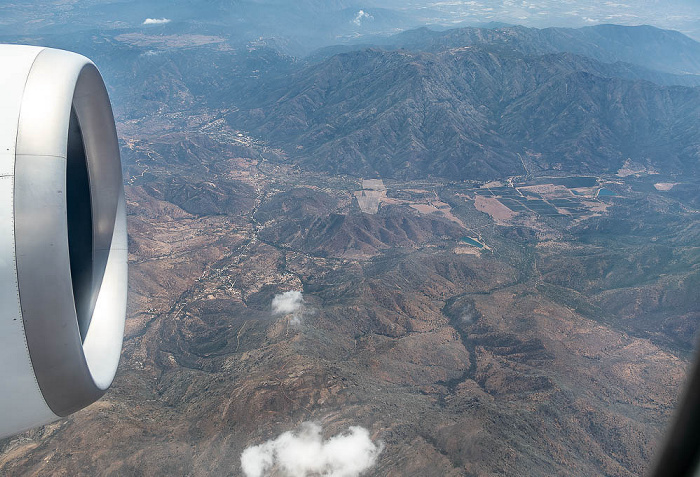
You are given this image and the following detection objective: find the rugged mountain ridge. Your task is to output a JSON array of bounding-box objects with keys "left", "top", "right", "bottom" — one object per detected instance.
[
  {"left": 385, "top": 24, "right": 700, "bottom": 75},
  {"left": 231, "top": 42, "right": 700, "bottom": 181}
]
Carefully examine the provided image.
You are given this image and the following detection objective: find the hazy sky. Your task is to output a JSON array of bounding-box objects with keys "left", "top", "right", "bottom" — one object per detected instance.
[
  {"left": 0, "top": 1, "right": 698, "bottom": 42},
  {"left": 410, "top": 0, "right": 699, "bottom": 38}
]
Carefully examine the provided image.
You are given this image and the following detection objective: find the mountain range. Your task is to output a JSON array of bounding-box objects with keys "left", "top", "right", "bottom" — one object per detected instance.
[{"left": 227, "top": 24, "right": 700, "bottom": 181}]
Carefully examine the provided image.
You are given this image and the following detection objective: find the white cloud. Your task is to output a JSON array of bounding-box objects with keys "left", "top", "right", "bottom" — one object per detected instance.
[
  {"left": 271, "top": 290, "right": 306, "bottom": 325},
  {"left": 143, "top": 18, "right": 171, "bottom": 25},
  {"left": 271, "top": 290, "right": 304, "bottom": 315},
  {"left": 352, "top": 10, "right": 374, "bottom": 26},
  {"left": 241, "top": 422, "right": 383, "bottom": 477}
]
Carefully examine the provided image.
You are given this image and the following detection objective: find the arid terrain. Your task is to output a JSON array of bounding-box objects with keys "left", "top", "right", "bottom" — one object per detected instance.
[
  {"left": 0, "top": 17, "right": 699, "bottom": 477},
  {"left": 0, "top": 107, "right": 696, "bottom": 475}
]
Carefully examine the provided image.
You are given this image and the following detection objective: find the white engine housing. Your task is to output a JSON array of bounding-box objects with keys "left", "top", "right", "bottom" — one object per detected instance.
[{"left": 0, "top": 45, "right": 127, "bottom": 438}]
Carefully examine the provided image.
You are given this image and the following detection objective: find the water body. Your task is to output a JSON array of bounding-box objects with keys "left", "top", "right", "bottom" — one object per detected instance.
[
  {"left": 462, "top": 237, "right": 485, "bottom": 248},
  {"left": 597, "top": 188, "right": 617, "bottom": 197},
  {"left": 549, "top": 176, "right": 598, "bottom": 188}
]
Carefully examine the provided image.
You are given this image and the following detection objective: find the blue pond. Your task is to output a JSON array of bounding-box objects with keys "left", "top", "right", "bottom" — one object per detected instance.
[
  {"left": 462, "top": 237, "right": 485, "bottom": 248},
  {"left": 597, "top": 188, "right": 617, "bottom": 197}
]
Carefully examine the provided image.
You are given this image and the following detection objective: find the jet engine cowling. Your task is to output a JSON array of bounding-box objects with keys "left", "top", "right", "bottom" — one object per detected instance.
[{"left": 0, "top": 45, "right": 127, "bottom": 438}]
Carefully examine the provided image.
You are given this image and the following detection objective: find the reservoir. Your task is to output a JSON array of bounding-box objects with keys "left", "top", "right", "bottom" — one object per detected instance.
[
  {"left": 550, "top": 176, "right": 598, "bottom": 188},
  {"left": 462, "top": 237, "right": 485, "bottom": 248}
]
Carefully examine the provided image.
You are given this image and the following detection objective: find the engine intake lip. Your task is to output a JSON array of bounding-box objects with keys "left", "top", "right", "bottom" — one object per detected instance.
[{"left": 14, "top": 48, "right": 127, "bottom": 417}]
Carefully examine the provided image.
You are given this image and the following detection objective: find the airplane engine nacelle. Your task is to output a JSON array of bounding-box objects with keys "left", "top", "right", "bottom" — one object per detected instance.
[{"left": 0, "top": 46, "right": 127, "bottom": 438}]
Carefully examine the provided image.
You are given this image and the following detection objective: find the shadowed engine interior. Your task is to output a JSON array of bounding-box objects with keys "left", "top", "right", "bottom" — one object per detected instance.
[{"left": 66, "top": 106, "right": 93, "bottom": 341}]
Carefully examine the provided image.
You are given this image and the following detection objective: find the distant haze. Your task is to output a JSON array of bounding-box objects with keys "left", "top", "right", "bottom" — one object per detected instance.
[
  {"left": 411, "top": 0, "right": 700, "bottom": 39},
  {"left": 0, "top": 0, "right": 697, "bottom": 44}
]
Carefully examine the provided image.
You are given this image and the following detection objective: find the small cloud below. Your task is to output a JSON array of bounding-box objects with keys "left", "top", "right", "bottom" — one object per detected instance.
[
  {"left": 143, "top": 18, "right": 171, "bottom": 25},
  {"left": 241, "top": 422, "right": 383, "bottom": 477},
  {"left": 271, "top": 290, "right": 306, "bottom": 325},
  {"left": 352, "top": 10, "right": 374, "bottom": 26}
]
